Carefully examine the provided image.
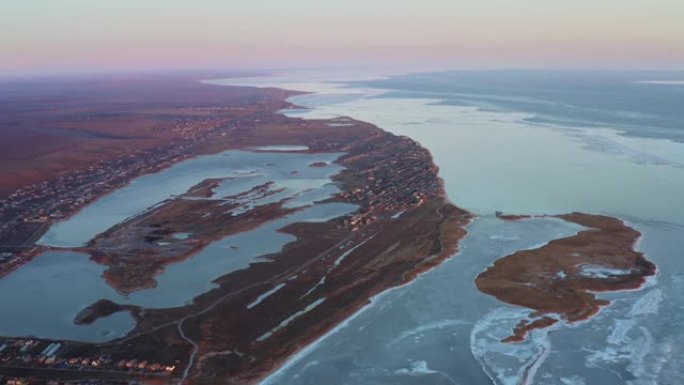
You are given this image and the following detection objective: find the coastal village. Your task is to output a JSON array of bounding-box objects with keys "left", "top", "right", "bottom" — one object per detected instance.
[
  {"left": 335, "top": 135, "right": 444, "bottom": 231},
  {"left": 0, "top": 338, "right": 177, "bottom": 385},
  {"left": 0, "top": 101, "right": 275, "bottom": 278},
  {"left": 0, "top": 114, "right": 238, "bottom": 382}
]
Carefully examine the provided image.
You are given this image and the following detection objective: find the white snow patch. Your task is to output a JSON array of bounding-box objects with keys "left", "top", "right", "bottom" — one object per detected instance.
[{"left": 247, "top": 283, "right": 287, "bottom": 309}]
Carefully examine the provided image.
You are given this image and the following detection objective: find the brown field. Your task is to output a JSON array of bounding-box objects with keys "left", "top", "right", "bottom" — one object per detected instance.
[{"left": 0, "top": 72, "right": 291, "bottom": 196}]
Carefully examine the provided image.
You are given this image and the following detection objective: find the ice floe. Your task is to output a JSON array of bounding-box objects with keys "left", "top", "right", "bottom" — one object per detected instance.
[{"left": 471, "top": 307, "right": 555, "bottom": 385}]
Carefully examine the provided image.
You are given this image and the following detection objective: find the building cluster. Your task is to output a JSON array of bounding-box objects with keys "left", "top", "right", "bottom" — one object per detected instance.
[
  {"left": 1, "top": 379, "right": 138, "bottom": 385},
  {"left": 152, "top": 116, "right": 228, "bottom": 139},
  {"left": 0, "top": 146, "right": 185, "bottom": 253},
  {"left": 0, "top": 111, "right": 247, "bottom": 265},
  {"left": 0, "top": 338, "right": 176, "bottom": 380},
  {"left": 178, "top": 105, "right": 247, "bottom": 112},
  {"left": 337, "top": 135, "right": 444, "bottom": 230}
]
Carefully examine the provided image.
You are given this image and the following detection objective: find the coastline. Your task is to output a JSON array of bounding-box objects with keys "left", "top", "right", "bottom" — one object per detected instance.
[
  {"left": 213, "top": 72, "right": 680, "bottom": 385},
  {"left": 260, "top": 218, "right": 473, "bottom": 385},
  {"left": 0, "top": 73, "right": 667, "bottom": 385},
  {"left": 227, "top": 200, "right": 473, "bottom": 384},
  {"left": 34, "top": 96, "right": 308, "bottom": 249},
  {"left": 0, "top": 80, "right": 475, "bottom": 384},
  {"left": 0, "top": 74, "right": 300, "bottom": 251},
  {"left": 168, "top": 124, "right": 474, "bottom": 383}
]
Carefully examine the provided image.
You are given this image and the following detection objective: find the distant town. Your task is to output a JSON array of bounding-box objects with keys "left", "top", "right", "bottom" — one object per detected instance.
[
  {"left": 0, "top": 102, "right": 276, "bottom": 278},
  {"left": 0, "top": 79, "right": 470, "bottom": 385}
]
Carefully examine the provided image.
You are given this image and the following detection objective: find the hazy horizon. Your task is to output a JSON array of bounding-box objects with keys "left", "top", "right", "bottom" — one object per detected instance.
[{"left": 2, "top": 0, "right": 683, "bottom": 76}]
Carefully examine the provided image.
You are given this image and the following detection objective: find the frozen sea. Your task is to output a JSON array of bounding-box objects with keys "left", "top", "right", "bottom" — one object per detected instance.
[{"left": 214, "top": 70, "right": 684, "bottom": 385}]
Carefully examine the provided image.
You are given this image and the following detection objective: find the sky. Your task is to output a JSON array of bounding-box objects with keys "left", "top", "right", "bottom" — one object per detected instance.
[{"left": 1, "top": 0, "right": 683, "bottom": 75}]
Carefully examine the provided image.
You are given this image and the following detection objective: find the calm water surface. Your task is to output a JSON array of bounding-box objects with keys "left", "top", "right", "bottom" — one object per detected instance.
[
  {"left": 1, "top": 149, "right": 355, "bottom": 342},
  {"left": 39, "top": 149, "right": 343, "bottom": 247}
]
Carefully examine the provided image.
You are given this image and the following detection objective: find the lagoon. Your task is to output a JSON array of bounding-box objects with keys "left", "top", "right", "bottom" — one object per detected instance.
[
  {"left": 39, "top": 149, "right": 344, "bottom": 247},
  {"left": 2, "top": 148, "right": 355, "bottom": 342}
]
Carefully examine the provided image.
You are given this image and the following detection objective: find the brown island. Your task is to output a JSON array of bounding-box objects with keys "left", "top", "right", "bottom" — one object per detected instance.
[
  {"left": 476, "top": 212, "right": 657, "bottom": 342},
  {"left": 0, "top": 74, "right": 472, "bottom": 384}
]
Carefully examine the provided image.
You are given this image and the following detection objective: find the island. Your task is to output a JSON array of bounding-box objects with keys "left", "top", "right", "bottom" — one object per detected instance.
[{"left": 476, "top": 213, "right": 657, "bottom": 342}]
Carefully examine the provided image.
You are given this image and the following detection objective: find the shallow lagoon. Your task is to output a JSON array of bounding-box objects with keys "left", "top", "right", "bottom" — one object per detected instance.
[
  {"left": 39, "top": 149, "right": 344, "bottom": 248},
  {"left": 0, "top": 203, "right": 355, "bottom": 343},
  {"left": 1, "top": 149, "right": 356, "bottom": 342},
  {"left": 0, "top": 251, "right": 137, "bottom": 343}
]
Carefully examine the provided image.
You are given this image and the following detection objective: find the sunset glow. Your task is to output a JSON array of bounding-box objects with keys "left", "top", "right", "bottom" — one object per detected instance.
[{"left": 2, "top": 0, "right": 683, "bottom": 74}]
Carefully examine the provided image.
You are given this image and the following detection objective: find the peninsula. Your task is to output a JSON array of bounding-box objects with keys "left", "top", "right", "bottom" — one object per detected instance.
[{"left": 0, "top": 74, "right": 472, "bottom": 384}]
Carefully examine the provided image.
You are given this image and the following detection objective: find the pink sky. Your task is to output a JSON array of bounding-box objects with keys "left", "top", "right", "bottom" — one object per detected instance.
[{"left": 2, "top": 0, "right": 683, "bottom": 74}]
